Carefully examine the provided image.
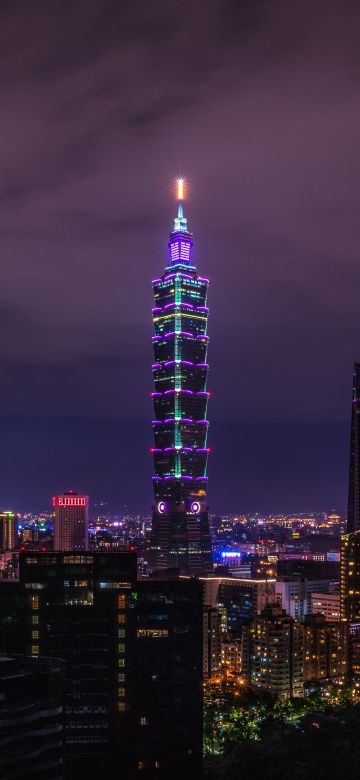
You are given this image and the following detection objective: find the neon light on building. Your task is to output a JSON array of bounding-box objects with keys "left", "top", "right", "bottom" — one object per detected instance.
[{"left": 149, "top": 181, "right": 212, "bottom": 574}]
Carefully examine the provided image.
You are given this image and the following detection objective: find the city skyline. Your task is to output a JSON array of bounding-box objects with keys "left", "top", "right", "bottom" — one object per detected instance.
[{"left": 1, "top": 5, "right": 359, "bottom": 779}]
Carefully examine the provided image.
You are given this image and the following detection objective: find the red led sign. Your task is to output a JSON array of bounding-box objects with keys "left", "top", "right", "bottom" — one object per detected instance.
[{"left": 52, "top": 496, "right": 87, "bottom": 507}]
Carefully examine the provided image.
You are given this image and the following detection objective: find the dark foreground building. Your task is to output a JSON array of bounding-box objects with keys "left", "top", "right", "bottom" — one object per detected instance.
[
  {"left": 150, "top": 181, "right": 212, "bottom": 574},
  {"left": 19, "top": 551, "right": 137, "bottom": 777},
  {"left": 0, "top": 552, "right": 204, "bottom": 777},
  {"left": 0, "top": 654, "right": 64, "bottom": 779},
  {"left": 135, "top": 578, "right": 203, "bottom": 776},
  {"left": 340, "top": 365, "right": 360, "bottom": 679}
]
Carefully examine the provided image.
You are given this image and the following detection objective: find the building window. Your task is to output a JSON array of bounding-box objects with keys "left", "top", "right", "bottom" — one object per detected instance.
[
  {"left": 31, "top": 615, "right": 39, "bottom": 624},
  {"left": 32, "top": 645, "right": 39, "bottom": 655},
  {"left": 140, "top": 717, "right": 148, "bottom": 726},
  {"left": 32, "top": 630, "right": 39, "bottom": 639},
  {"left": 118, "top": 702, "right": 125, "bottom": 712},
  {"left": 118, "top": 659, "right": 125, "bottom": 668},
  {"left": 25, "top": 583, "right": 45, "bottom": 590},
  {"left": 118, "top": 673, "right": 125, "bottom": 682},
  {"left": 99, "top": 581, "right": 131, "bottom": 589},
  {"left": 118, "top": 614, "right": 126, "bottom": 624},
  {"left": 118, "top": 629, "right": 125, "bottom": 638},
  {"left": 137, "top": 629, "right": 169, "bottom": 638},
  {"left": 118, "top": 688, "right": 125, "bottom": 697},
  {"left": 118, "top": 643, "right": 125, "bottom": 654}
]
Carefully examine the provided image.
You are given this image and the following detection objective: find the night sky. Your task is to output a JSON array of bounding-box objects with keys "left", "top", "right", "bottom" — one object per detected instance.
[{"left": 0, "top": 0, "right": 359, "bottom": 514}]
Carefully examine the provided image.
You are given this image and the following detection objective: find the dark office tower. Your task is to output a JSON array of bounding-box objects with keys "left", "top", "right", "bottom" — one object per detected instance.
[
  {"left": 19, "top": 551, "right": 137, "bottom": 777},
  {"left": 347, "top": 363, "right": 360, "bottom": 532},
  {"left": 150, "top": 180, "right": 212, "bottom": 574},
  {"left": 135, "top": 578, "right": 203, "bottom": 776},
  {"left": 53, "top": 491, "right": 89, "bottom": 551}
]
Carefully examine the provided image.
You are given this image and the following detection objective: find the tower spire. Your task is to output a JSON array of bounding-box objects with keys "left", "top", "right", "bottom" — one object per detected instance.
[{"left": 173, "top": 178, "right": 188, "bottom": 233}]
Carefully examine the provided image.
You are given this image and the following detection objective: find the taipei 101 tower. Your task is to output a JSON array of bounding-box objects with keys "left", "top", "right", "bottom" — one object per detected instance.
[{"left": 149, "top": 180, "right": 213, "bottom": 574}]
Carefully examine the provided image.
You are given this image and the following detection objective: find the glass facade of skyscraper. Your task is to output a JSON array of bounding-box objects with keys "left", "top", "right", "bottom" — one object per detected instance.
[{"left": 149, "top": 184, "right": 212, "bottom": 573}]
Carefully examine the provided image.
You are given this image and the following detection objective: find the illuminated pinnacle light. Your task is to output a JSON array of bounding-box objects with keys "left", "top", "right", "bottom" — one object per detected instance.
[
  {"left": 173, "top": 177, "right": 188, "bottom": 233},
  {"left": 177, "top": 177, "right": 185, "bottom": 200}
]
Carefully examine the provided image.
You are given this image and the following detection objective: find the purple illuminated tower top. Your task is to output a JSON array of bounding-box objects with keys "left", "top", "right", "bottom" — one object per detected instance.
[{"left": 149, "top": 180, "right": 212, "bottom": 574}]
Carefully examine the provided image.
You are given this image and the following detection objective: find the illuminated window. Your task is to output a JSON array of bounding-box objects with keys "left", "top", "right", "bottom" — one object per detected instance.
[
  {"left": 31, "top": 596, "right": 39, "bottom": 609},
  {"left": 118, "top": 614, "right": 126, "bottom": 624},
  {"left": 25, "top": 582, "right": 45, "bottom": 590},
  {"left": 118, "top": 688, "right": 125, "bottom": 697},
  {"left": 118, "top": 595, "right": 126, "bottom": 608},
  {"left": 118, "top": 643, "right": 125, "bottom": 654},
  {"left": 137, "top": 629, "right": 169, "bottom": 638},
  {"left": 118, "top": 673, "right": 125, "bottom": 682},
  {"left": 118, "top": 629, "right": 125, "bottom": 638},
  {"left": 32, "top": 615, "right": 39, "bottom": 624},
  {"left": 99, "top": 582, "right": 131, "bottom": 590},
  {"left": 138, "top": 762, "right": 144, "bottom": 770},
  {"left": 32, "top": 630, "right": 39, "bottom": 639},
  {"left": 140, "top": 717, "right": 148, "bottom": 726},
  {"left": 32, "top": 645, "right": 39, "bottom": 655},
  {"left": 118, "top": 702, "right": 125, "bottom": 712},
  {"left": 118, "top": 659, "right": 125, "bottom": 668}
]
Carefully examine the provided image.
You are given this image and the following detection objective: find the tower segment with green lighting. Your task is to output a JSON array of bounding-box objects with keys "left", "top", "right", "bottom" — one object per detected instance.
[{"left": 149, "top": 181, "right": 212, "bottom": 574}]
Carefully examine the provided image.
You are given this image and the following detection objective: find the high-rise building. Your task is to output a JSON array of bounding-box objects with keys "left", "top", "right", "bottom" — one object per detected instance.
[
  {"left": 203, "top": 606, "right": 222, "bottom": 679},
  {"left": 53, "top": 490, "right": 89, "bottom": 551},
  {"left": 242, "top": 604, "right": 304, "bottom": 700},
  {"left": 0, "top": 511, "right": 17, "bottom": 551},
  {"left": 201, "top": 576, "right": 276, "bottom": 640},
  {"left": 303, "top": 614, "right": 345, "bottom": 683},
  {"left": 149, "top": 180, "right": 212, "bottom": 574},
  {"left": 135, "top": 578, "right": 203, "bottom": 775},
  {"left": 19, "top": 551, "right": 137, "bottom": 776},
  {"left": 13, "top": 552, "right": 204, "bottom": 777},
  {"left": 347, "top": 363, "right": 360, "bottom": 533},
  {"left": 275, "top": 578, "right": 331, "bottom": 621},
  {"left": 340, "top": 366, "right": 360, "bottom": 679},
  {"left": 341, "top": 531, "right": 360, "bottom": 679}
]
